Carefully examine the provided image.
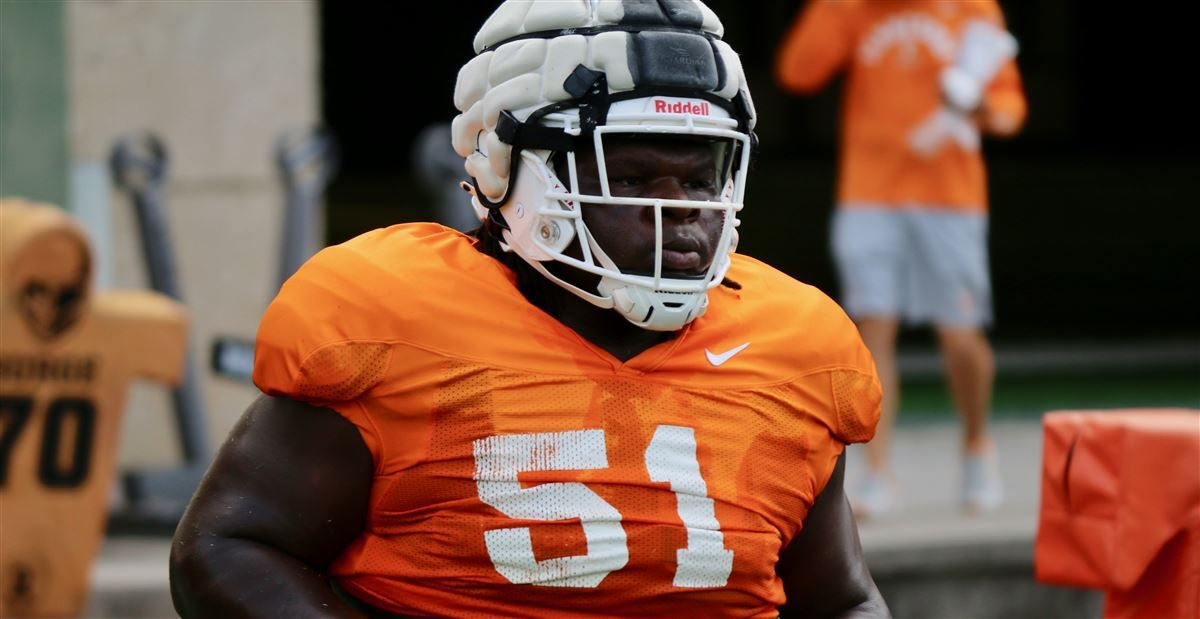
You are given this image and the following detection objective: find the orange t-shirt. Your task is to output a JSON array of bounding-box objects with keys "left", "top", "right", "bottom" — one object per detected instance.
[
  {"left": 776, "top": 0, "right": 1027, "bottom": 211},
  {"left": 254, "top": 223, "right": 881, "bottom": 618}
]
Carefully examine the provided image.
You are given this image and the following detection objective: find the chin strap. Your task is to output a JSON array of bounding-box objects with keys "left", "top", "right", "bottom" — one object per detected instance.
[
  {"left": 468, "top": 176, "right": 512, "bottom": 236},
  {"left": 471, "top": 65, "right": 611, "bottom": 229}
]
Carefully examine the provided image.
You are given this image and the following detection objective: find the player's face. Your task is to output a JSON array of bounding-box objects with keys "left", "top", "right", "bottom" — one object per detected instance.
[{"left": 568, "top": 137, "right": 725, "bottom": 278}]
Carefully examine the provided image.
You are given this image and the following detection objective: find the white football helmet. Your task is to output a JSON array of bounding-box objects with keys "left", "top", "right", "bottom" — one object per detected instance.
[{"left": 452, "top": 0, "right": 756, "bottom": 331}]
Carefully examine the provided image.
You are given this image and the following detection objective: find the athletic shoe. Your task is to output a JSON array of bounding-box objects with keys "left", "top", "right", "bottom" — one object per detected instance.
[
  {"left": 851, "top": 472, "right": 898, "bottom": 520},
  {"left": 962, "top": 449, "right": 1004, "bottom": 515}
]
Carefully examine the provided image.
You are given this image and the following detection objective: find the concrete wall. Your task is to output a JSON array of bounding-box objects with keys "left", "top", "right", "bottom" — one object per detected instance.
[
  {"left": 64, "top": 0, "right": 320, "bottom": 467},
  {"left": 868, "top": 540, "right": 1104, "bottom": 619}
]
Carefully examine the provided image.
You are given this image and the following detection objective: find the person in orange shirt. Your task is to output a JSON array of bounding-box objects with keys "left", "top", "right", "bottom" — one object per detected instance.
[
  {"left": 776, "top": 0, "right": 1027, "bottom": 519},
  {"left": 169, "top": 1, "right": 887, "bottom": 617}
]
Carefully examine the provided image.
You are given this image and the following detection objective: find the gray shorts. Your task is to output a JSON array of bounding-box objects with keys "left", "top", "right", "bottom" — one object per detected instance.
[{"left": 830, "top": 205, "right": 992, "bottom": 327}]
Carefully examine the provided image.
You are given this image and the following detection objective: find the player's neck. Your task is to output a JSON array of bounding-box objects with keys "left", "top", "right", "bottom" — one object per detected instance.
[
  {"left": 548, "top": 287, "right": 675, "bottom": 362},
  {"left": 518, "top": 267, "right": 675, "bottom": 362},
  {"left": 479, "top": 237, "right": 677, "bottom": 361}
]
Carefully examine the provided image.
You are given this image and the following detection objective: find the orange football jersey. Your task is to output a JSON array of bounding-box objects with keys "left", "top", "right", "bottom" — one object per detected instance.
[
  {"left": 776, "top": 0, "right": 1027, "bottom": 211},
  {"left": 254, "top": 223, "right": 881, "bottom": 618}
]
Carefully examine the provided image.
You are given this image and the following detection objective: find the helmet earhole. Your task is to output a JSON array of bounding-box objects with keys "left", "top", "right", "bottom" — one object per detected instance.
[{"left": 538, "top": 221, "right": 560, "bottom": 243}]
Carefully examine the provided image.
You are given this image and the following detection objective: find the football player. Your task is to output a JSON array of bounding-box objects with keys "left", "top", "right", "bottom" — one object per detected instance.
[
  {"left": 170, "top": 1, "right": 887, "bottom": 617},
  {"left": 775, "top": 0, "right": 1027, "bottom": 518}
]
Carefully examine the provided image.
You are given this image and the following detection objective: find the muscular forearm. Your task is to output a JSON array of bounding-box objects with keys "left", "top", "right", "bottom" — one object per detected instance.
[
  {"left": 779, "top": 586, "right": 890, "bottom": 619},
  {"left": 170, "top": 536, "right": 365, "bottom": 619},
  {"left": 831, "top": 588, "right": 891, "bottom": 619},
  {"left": 170, "top": 397, "right": 376, "bottom": 617}
]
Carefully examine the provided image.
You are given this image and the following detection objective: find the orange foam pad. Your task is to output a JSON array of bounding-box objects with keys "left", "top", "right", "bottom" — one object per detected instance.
[{"left": 1035, "top": 408, "right": 1200, "bottom": 618}]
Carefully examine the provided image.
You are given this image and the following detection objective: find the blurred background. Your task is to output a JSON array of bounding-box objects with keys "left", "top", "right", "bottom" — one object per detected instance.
[{"left": 1, "top": 1, "right": 1196, "bottom": 617}]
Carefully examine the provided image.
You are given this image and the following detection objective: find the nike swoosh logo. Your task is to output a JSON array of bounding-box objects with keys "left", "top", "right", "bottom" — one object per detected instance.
[{"left": 705, "top": 342, "right": 750, "bottom": 367}]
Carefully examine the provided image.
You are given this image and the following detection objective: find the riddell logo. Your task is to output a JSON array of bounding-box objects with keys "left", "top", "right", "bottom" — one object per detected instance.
[{"left": 653, "top": 100, "right": 710, "bottom": 116}]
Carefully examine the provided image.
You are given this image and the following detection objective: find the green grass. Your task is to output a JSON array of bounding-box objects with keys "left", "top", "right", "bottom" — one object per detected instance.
[{"left": 899, "top": 367, "right": 1200, "bottom": 422}]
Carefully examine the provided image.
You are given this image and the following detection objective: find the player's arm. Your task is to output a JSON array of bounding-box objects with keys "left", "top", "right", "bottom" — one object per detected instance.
[
  {"left": 977, "top": 60, "right": 1026, "bottom": 137},
  {"left": 169, "top": 394, "right": 373, "bottom": 618},
  {"left": 776, "top": 452, "right": 890, "bottom": 618},
  {"left": 775, "top": 0, "right": 854, "bottom": 95}
]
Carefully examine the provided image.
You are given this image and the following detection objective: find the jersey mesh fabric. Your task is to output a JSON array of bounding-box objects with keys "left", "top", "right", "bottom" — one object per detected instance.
[
  {"left": 253, "top": 223, "right": 881, "bottom": 618},
  {"left": 831, "top": 368, "right": 879, "bottom": 444},
  {"left": 295, "top": 342, "right": 391, "bottom": 402}
]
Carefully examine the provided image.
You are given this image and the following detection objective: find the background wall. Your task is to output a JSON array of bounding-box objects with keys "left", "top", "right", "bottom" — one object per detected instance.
[
  {"left": 1, "top": 0, "right": 320, "bottom": 470},
  {"left": 72, "top": 0, "right": 320, "bottom": 466},
  {"left": 0, "top": 1, "right": 68, "bottom": 207}
]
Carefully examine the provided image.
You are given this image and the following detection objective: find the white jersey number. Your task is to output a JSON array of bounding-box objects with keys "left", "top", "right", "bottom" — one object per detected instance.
[
  {"left": 473, "top": 425, "right": 733, "bottom": 588},
  {"left": 645, "top": 425, "right": 735, "bottom": 588}
]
